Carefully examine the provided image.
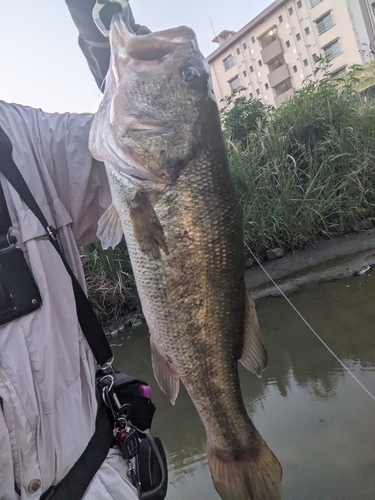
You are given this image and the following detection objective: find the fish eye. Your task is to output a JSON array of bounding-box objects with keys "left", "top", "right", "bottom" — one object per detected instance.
[{"left": 182, "top": 67, "right": 200, "bottom": 83}]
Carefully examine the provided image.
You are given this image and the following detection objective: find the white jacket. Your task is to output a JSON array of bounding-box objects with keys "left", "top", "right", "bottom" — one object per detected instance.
[{"left": 0, "top": 101, "right": 138, "bottom": 500}]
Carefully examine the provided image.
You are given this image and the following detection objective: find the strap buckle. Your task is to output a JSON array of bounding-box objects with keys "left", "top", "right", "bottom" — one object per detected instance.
[
  {"left": 6, "top": 230, "right": 17, "bottom": 246},
  {"left": 99, "top": 354, "right": 115, "bottom": 373},
  {"left": 46, "top": 225, "right": 58, "bottom": 241},
  {"left": 0, "top": 231, "right": 17, "bottom": 249}
]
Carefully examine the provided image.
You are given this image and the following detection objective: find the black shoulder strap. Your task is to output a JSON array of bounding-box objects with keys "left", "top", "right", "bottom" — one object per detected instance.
[
  {"left": 0, "top": 126, "right": 113, "bottom": 367},
  {"left": 0, "top": 126, "right": 118, "bottom": 499},
  {"left": 0, "top": 180, "right": 12, "bottom": 236},
  {"left": 40, "top": 399, "right": 113, "bottom": 500}
]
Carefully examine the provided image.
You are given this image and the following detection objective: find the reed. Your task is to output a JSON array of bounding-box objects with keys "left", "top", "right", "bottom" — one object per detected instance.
[
  {"left": 81, "top": 240, "right": 140, "bottom": 326},
  {"left": 227, "top": 62, "right": 375, "bottom": 257}
]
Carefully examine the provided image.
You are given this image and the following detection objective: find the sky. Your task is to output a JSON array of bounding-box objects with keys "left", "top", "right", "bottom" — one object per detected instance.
[{"left": 0, "top": 0, "right": 271, "bottom": 113}]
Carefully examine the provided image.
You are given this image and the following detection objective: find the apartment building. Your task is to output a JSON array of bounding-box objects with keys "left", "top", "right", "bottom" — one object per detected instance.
[{"left": 207, "top": 0, "right": 375, "bottom": 108}]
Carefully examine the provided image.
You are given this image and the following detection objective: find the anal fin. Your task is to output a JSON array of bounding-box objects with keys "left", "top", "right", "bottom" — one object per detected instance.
[
  {"left": 239, "top": 292, "right": 268, "bottom": 377},
  {"left": 97, "top": 203, "right": 124, "bottom": 249},
  {"left": 129, "top": 192, "right": 169, "bottom": 260},
  {"left": 150, "top": 337, "right": 179, "bottom": 405}
]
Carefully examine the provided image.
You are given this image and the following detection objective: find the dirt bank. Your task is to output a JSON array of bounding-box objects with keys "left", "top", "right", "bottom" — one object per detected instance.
[{"left": 245, "top": 230, "right": 375, "bottom": 300}]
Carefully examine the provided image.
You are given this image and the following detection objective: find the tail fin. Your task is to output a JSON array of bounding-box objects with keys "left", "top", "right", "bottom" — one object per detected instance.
[{"left": 207, "top": 436, "right": 282, "bottom": 500}]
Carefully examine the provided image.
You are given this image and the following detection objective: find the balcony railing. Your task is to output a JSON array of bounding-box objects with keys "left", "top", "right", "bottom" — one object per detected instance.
[
  {"left": 268, "top": 63, "right": 291, "bottom": 88},
  {"left": 274, "top": 88, "right": 294, "bottom": 107},
  {"left": 261, "top": 38, "right": 283, "bottom": 65}
]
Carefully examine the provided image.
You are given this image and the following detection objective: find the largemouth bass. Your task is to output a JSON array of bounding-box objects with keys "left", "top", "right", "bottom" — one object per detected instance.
[{"left": 89, "top": 15, "right": 282, "bottom": 500}]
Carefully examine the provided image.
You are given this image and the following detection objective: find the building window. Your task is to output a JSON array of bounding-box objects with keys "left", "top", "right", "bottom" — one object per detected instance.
[
  {"left": 249, "top": 92, "right": 253, "bottom": 99},
  {"left": 331, "top": 66, "right": 347, "bottom": 78},
  {"left": 251, "top": 36, "right": 256, "bottom": 44},
  {"left": 312, "top": 53, "right": 318, "bottom": 61},
  {"left": 372, "top": 2, "right": 375, "bottom": 15},
  {"left": 316, "top": 12, "right": 334, "bottom": 34},
  {"left": 305, "top": 27, "right": 310, "bottom": 35},
  {"left": 288, "top": 7, "right": 294, "bottom": 15},
  {"left": 229, "top": 76, "right": 241, "bottom": 91},
  {"left": 293, "top": 65, "right": 298, "bottom": 73},
  {"left": 243, "top": 70, "right": 247, "bottom": 77},
  {"left": 256, "top": 88, "right": 260, "bottom": 95},
  {"left": 310, "top": 0, "right": 322, "bottom": 6},
  {"left": 296, "top": 33, "right": 301, "bottom": 41},
  {"left": 243, "top": 42, "right": 248, "bottom": 49},
  {"left": 303, "top": 59, "right": 309, "bottom": 66},
  {"left": 323, "top": 40, "right": 342, "bottom": 61},
  {"left": 250, "top": 66, "right": 254, "bottom": 73},
  {"left": 278, "top": 15, "right": 283, "bottom": 23},
  {"left": 297, "top": 0, "right": 303, "bottom": 8},
  {"left": 265, "top": 83, "right": 269, "bottom": 90},
  {"left": 223, "top": 54, "right": 235, "bottom": 71},
  {"left": 286, "top": 40, "right": 291, "bottom": 48},
  {"left": 258, "top": 60, "right": 262, "bottom": 67},
  {"left": 236, "top": 48, "right": 240, "bottom": 55}
]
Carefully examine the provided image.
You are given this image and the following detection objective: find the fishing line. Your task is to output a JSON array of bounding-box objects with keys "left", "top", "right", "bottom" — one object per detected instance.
[{"left": 245, "top": 243, "right": 375, "bottom": 403}]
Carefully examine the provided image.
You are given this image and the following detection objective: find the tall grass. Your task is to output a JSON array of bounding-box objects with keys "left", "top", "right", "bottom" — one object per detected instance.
[{"left": 228, "top": 63, "right": 375, "bottom": 256}]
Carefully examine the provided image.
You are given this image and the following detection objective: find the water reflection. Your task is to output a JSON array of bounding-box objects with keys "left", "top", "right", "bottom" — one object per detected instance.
[{"left": 112, "top": 273, "right": 375, "bottom": 499}]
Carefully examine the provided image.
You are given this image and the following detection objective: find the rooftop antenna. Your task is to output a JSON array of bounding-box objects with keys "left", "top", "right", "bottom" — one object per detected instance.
[{"left": 209, "top": 17, "right": 217, "bottom": 39}]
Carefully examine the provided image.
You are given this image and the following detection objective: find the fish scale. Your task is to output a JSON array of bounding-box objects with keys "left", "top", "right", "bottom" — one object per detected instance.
[
  {"left": 110, "top": 150, "right": 248, "bottom": 443},
  {"left": 90, "top": 15, "right": 282, "bottom": 500}
]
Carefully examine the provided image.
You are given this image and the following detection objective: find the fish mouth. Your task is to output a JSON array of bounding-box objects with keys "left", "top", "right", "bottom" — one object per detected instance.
[
  {"left": 128, "top": 123, "right": 173, "bottom": 135},
  {"left": 125, "top": 27, "right": 197, "bottom": 61},
  {"left": 111, "top": 14, "right": 197, "bottom": 62}
]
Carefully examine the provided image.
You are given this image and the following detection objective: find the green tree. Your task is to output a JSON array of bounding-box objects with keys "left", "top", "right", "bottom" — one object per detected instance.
[{"left": 220, "top": 87, "right": 271, "bottom": 145}]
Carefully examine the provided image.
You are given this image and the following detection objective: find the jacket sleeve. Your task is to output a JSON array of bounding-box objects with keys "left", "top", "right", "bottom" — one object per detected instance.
[
  {"left": 34, "top": 109, "right": 112, "bottom": 247},
  {"left": 65, "top": 0, "right": 111, "bottom": 89},
  {"left": 65, "top": 0, "right": 149, "bottom": 90},
  {"left": 4, "top": 103, "right": 111, "bottom": 246},
  {"left": 0, "top": 102, "right": 111, "bottom": 248},
  {"left": 0, "top": 400, "right": 17, "bottom": 499}
]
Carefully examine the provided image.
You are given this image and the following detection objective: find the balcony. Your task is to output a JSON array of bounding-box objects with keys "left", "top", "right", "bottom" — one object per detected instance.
[
  {"left": 275, "top": 88, "right": 294, "bottom": 107},
  {"left": 261, "top": 38, "right": 283, "bottom": 65},
  {"left": 268, "top": 64, "right": 291, "bottom": 88}
]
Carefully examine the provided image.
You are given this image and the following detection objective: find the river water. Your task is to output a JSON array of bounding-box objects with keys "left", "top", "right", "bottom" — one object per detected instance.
[{"left": 110, "top": 272, "right": 375, "bottom": 500}]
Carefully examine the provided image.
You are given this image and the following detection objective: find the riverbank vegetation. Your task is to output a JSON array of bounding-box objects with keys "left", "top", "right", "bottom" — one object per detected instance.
[
  {"left": 222, "top": 61, "right": 375, "bottom": 256},
  {"left": 84, "top": 60, "right": 375, "bottom": 324},
  {"left": 81, "top": 241, "right": 141, "bottom": 325}
]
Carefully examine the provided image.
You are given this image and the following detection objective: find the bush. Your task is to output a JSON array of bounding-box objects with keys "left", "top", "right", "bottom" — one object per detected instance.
[{"left": 220, "top": 86, "right": 272, "bottom": 146}]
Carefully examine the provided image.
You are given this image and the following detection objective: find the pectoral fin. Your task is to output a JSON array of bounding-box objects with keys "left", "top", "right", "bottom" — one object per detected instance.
[
  {"left": 129, "top": 192, "right": 169, "bottom": 260},
  {"left": 239, "top": 292, "right": 268, "bottom": 377},
  {"left": 97, "top": 204, "right": 124, "bottom": 250},
  {"left": 150, "top": 338, "right": 180, "bottom": 405}
]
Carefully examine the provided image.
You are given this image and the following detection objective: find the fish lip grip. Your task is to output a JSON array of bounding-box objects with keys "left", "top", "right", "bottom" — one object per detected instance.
[{"left": 92, "top": 0, "right": 134, "bottom": 37}]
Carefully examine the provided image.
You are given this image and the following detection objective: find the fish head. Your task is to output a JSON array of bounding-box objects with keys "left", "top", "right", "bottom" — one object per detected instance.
[{"left": 90, "top": 16, "right": 217, "bottom": 184}]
